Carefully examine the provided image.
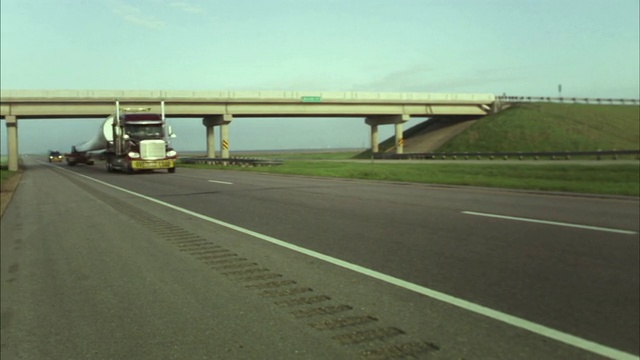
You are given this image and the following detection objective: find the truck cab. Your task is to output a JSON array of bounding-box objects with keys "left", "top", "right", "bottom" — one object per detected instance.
[{"left": 105, "top": 111, "right": 178, "bottom": 173}]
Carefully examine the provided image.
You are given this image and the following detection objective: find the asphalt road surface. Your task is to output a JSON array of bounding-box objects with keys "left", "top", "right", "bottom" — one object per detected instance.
[{"left": 2, "top": 156, "right": 638, "bottom": 359}]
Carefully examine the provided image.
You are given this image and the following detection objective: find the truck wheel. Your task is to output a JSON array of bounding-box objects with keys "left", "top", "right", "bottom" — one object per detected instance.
[
  {"left": 168, "top": 167, "right": 176, "bottom": 173},
  {"left": 106, "top": 162, "right": 113, "bottom": 172}
]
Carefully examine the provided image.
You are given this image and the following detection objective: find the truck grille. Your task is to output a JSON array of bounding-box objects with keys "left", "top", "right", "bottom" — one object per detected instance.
[{"left": 140, "top": 140, "right": 166, "bottom": 160}]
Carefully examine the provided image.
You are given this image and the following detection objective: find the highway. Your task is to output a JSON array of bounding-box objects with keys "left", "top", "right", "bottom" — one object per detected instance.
[{"left": 2, "top": 156, "right": 638, "bottom": 359}]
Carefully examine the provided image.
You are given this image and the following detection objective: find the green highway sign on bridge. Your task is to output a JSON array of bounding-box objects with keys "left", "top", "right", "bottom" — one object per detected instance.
[{"left": 301, "top": 96, "right": 322, "bottom": 102}]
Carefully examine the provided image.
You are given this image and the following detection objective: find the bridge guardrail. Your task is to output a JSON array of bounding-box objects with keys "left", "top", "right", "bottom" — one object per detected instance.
[{"left": 497, "top": 96, "right": 639, "bottom": 105}]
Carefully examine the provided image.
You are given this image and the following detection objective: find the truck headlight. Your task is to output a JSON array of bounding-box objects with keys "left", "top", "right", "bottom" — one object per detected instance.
[
  {"left": 128, "top": 152, "right": 140, "bottom": 158},
  {"left": 166, "top": 150, "right": 177, "bottom": 157}
]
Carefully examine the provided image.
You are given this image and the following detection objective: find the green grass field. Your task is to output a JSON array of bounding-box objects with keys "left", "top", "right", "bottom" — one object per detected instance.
[{"left": 180, "top": 161, "right": 640, "bottom": 196}]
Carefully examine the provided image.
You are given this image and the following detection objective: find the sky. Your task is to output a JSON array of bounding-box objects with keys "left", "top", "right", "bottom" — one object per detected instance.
[{"left": 1, "top": 0, "right": 639, "bottom": 155}]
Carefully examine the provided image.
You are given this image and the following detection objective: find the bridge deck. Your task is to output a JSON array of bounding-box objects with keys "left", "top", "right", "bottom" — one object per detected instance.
[{"left": 1, "top": 90, "right": 495, "bottom": 119}]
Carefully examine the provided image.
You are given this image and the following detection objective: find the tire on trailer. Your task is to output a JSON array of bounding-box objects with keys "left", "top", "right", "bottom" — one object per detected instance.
[{"left": 168, "top": 167, "right": 176, "bottom": 173}]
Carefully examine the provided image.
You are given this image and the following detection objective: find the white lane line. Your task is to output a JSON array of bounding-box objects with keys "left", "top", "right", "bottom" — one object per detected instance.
[
  {"left": 462, "top": 211, "right": 638, "bottom": 235},
  {"left": 62, "top": 169, "right": 639, "bottom": 360},
  {"left": 208, "top": 180, "right": 233, "bottom": 185}
]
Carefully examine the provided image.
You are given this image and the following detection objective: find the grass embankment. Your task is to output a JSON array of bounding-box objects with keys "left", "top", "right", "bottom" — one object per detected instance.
[
  {"left": 438, "top": 103, "right": 640, "bottom": 153},
  {"left": 0, "top": 157, "right": 14, "bottom": 185},
  {"left": 0, "top": 168, "right": 15, "bottom": 184},
  {"left": 179, "top": 161, "right": 640, "bottom": 196}
]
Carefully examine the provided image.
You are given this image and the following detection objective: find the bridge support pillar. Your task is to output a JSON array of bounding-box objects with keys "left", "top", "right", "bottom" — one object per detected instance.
[
  {"left": 202, "top": 114, "right": 233, "bottom": 159},
  {"left": 395, "top": 122, "right": 404, "bottom": 154},
  {"left": 206, "top": 125, "right": 216, "bottom": 157},
  {"left": 220, "top": 120, "right": 231, "bottom": 159},
  {"left": 370, "top": 124, "right": 379, "bottom": 153},
  {"left": 202, "top": 117, "right": 217, "bottom": 158},
  {"left": 365, "top": 114, "right": 409, "bottom": 155},
  {"left": 491, "top": 100, "right": 501, "bottom": 114},
  {"left": 4, "top": 116, "right": 19, "bottom": 171}
]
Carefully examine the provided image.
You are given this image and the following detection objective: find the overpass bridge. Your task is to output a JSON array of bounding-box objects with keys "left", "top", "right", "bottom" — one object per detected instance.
[{"left": 0, "top": 90, "right": 497, "bottom": 171}]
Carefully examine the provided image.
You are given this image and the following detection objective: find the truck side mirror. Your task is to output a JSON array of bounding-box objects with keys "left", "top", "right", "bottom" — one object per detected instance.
[{"left": 170, "top": 134, "right": 177, "bottom": 139}]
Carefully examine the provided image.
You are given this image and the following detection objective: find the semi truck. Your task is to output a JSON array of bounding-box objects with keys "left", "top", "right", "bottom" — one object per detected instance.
[{"left": 66, "top": 101, "right": 178, "bottom": 173}]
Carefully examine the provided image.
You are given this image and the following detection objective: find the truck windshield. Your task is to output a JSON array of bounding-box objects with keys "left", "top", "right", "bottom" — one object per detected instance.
[{"left": 125, "top": 125, "right": 163, "bottom": 139}]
